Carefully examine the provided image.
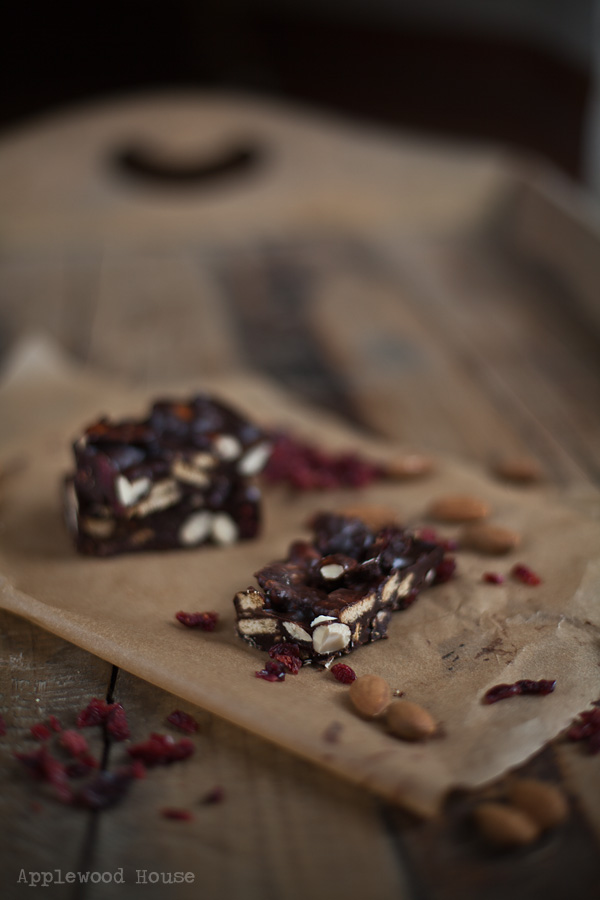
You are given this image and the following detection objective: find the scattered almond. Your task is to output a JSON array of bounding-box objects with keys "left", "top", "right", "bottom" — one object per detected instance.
[
  {"left": 385, "top": 454, "right": 435, "bottom": 480},
  {"left": 386, "top": 700, "right": 437, "bottom": 741},
  {"left": 461, "top": 523, "right": 521, "bottom": 555},
  {"left": 493, "top": 457, "right": 543, "bottom": 484},
  {"left": 349, "top": 674, "right": 392, "bottom": 718},
  {"left": 429, "top": 495, "right": 490, "bottom": 523},
  {"left": 507, "top": 779, "right": 569, "bottom": 830},
  {"left": 338, "top": 504, "right": 400, "bottom": 531},
  {"left": 473, "top": 802, "right": 540, "bottom": 848}
]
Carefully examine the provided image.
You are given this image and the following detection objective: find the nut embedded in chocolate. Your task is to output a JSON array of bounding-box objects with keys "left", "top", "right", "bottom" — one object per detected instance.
[
  {"left": 234, "top": 512, "right": 444, "bottom": 663},
  {"left": 64, "top": 395, "right": 271, "bottom": 556}
]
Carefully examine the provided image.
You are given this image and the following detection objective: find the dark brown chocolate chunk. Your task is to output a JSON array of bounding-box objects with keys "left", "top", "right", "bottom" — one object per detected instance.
[
  {"left": 234, "top": 513, "right": 444, "bottom": 663},
  {"left": 64, "top": 396, "right": 270, "bottom": 556}
]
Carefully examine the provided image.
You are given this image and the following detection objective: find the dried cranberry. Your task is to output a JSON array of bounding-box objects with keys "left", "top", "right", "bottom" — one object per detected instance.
[
  {"left": 268, "top": 642, "right": 303, "bottom": 675},
  {"left": 568, "top": 708, "right": 600, "bottom": 754},
  {"left": 483, "top": 572, "right": 505, "bottom": 584},
  {"left": 127, "top": 733, "right": 194, "bottom": 766},
  {"left": 15, "top": 746, "right": 73, "bottom": 804},
  {"left": 175, "top": 611, "right": 219, "bottom": 631},
  {"left": 511, "top": 563, "right": 542, "bottom": 586},
  {"left": 255, "top": 661, "right": 285, "bottom": 682},
  {"left": 434, "top": 556, "right": 456, "bottom": 584},
  {"left": 76, "top": 697, "right": 110, "bottom": 728},
  {"left": 0, "top": 714, "right": 6, "bottom": 736},
  {"left": 330, "top": 663, "right": 356, "bottom": 684},
  {"left": 30, "top": 723, "right": 51, "bottom": 741},
  {"left": 106, "top": 704, "right": 130, "bottom": 741},
  {"left": 60, "top": 730, "right": 89, "bottom": 756},
  {"left": 202, "top": 786, "right": 225, "bottom": 805},
  {"left": 263, "top": 432, "right": 384, "bottom": 491},
  {"left": 76, "top": 698, "right": 129, "bottom": 740},
  {"left": 48, "top": 715, "right": 62, "bottom": 733},
  {"left": 125, "top": 760, "right": 147, "bottom": 780},
  {"left": 161, "top": 808, "right": 194, "bottom": 821},
  {"left": 483, "top": 678, "right": 556, "bottom": 704},
  {"left": 167, "top": 710, "right": 199, "bottom": 734}
]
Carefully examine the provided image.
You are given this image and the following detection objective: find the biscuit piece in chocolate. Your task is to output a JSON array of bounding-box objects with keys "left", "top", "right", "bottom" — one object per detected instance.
[
  {"left": 64, "top": 395, "right": 271, "bottom": 556},
  {"left": 234, "top": 513, "right": 444, "bottom": 663}
]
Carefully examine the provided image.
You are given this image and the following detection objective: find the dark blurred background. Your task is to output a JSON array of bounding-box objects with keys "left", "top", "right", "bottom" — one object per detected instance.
[{"left": 2, "top": 0, "right": 597, "bottom": 182}]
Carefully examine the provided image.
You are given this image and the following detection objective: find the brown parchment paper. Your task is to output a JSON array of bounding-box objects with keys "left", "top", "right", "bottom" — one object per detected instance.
[{"left": 2, "top": 339, "right": 600, "bottom": 817}]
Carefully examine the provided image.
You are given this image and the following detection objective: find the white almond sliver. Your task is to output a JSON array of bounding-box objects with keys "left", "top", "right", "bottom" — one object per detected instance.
[
  {"left": 238, "top": 441, "right": 272, "bottom": 476},
  {"left": 211, "top": 513, "right": 239, "bottom": 546},
  {"left": 179, "top": 511, "right": 213, "bottom": 546}
]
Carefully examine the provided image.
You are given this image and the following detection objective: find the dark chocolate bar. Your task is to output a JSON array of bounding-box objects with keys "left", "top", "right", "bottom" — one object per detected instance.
[
  {"left": 234, "top": 513, "right": 444, "bottom": 663},
  {"left": 64, "top": 395, "right": 271, "bottom": 556}
]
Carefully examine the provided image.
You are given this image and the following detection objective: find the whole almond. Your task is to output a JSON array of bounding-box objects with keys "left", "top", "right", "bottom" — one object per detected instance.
[
  {"left": 339, "top": 504, "right": 400, "bottom": 531},
  {"left": 493, "top": 457, "right": 543, "bottom": 484},
  {"left": 429, "top": 495, "right": 490, "bottom": 523},
  {"left": 349, "top": 674, "right": 392, "bottom": 718},
  {"left": 386, "top": 454, "right": 435, "bottom": 480},
  {"left": 507, "top": 779, "right": 569, "bottom": 830},
  {"left": 473, "top": 802, "right": 540, "bottom": 848},
  {"left": 386, "top": 700, "right": 437, "bottom": 741},
  {"left": 461, "top": 523, "right": 521, "bottom": 555}
]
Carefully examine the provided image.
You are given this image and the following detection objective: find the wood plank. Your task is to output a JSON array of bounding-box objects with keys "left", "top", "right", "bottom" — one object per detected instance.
[
  {"left": 85, "top": 670, "right": 411, "bottom": 900},
  {"left": 87, "top": 249, "right": 242, "bottom": 383},
  {"left": 405, "top": 235, "right": 600, "bottom": 482},
  {"left": 305, "top": 252, "right": 535, "bottom": 459},
  {"left": 0, "top": 610, "right": 112, "bottom": 897},
  {"left": 371, "top": 234, "right": 598, "bottom": 487}
]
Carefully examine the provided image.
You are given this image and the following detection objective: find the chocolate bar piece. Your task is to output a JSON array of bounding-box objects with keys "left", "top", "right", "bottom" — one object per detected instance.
[
  {"left": 234, "top": 513, "right": 444, "bottom": 663},
  {"left": 64, "top": 395, "right": 271, "bottom": 556}
]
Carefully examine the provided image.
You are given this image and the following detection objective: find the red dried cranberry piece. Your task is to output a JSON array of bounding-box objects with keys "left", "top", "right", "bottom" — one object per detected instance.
[
  {"left": 175, "top": 611, "right": 219, "bottom": 631},
  {"left": 255, "top": 660, "right": 285, "bottom": 682},
  {"left": 161, "top": 808, "right": 194, "bottom": 821},
  {"left": 15, "top": 746, "right": 73, "bottom": 804},
  {"left": 60, "top": 729, "right": 91, "bottom": 757},
  {"left": 568, "top": 708, "right": 600, "bottom": 746},
  {"left": 434, "top": 556, "right": 456, "bottom": 584},
  {"left": 511, "top": 563, "right": 542, "bottom": 586},
  {"left": 127, "top": 733, "right": 195, "bottom": 766},
  {"left": 125, "top": 760, "right": 147, "bottom": 779},
  {"left": 48, "top": 715, "right": 62, "bottom": 733},
  {"left": 76, "top": 697, "right": 110, "bottom": 728},
  {"left": 268, "top": 642, "right": 302, "bottom": 675},
  {"left": 263, "top": 432, "right": 384, "bottom": 491},
  {"left": 202, "top": 786, "right": 225, "bottom": 805},
  {"left": 330, "top": 663, "right": 356, "bottom": 684},
  {"left": 483, "top": 572, "right": 505, "bottom": 584},
  {"left": 76, "top": 698, "right": 129, "bottom": 740},
  {"left": 483, "top": 678, "right": 556, "bottom": 704},
  {"left": 30, "top": 723, "right": 52, "bottom": 741},
  {"left": 0, "top": 714, "right": 6, "bottom": 736},
  {"left": 482, "top": 683, "right": 520, "bottom": 704},
  {"left": 516, "top": 678, "right": 556, "bottom": 696},
  {"left": 167, "top": 710, "right": 199, "bottom": 734},
  {"left": 106, "top": 704, "right": 130, "bottom": 741}
]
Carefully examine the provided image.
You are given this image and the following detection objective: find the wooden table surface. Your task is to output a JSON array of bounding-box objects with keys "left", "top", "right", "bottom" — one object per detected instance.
[{"left": 1, "top": 92, "right": 600, "bottom": 899}]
